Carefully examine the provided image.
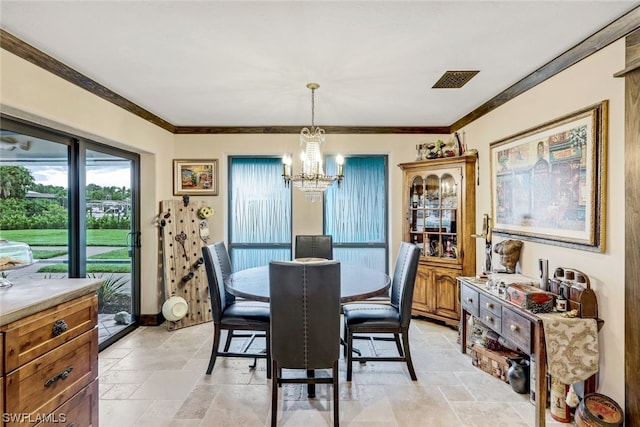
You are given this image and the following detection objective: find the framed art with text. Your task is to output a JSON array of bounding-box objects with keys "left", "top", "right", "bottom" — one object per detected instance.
[
  {"left": 490, "top": 100, "right": 607, "bottom": 252},
  {"left": 173, "top": 159, "right": 218, "bottom": 196}
]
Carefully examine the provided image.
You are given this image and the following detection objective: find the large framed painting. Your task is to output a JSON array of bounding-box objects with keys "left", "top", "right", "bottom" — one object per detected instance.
[
  {"left": 173, "top": 159, "right": 218, "bottom": 196},
  {"left": 490, "top": 100, "right": 607, "bottom": 252}
]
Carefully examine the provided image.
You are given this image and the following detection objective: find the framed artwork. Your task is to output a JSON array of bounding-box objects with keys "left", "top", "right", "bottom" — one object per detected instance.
[
  {"left": 490, "top": 100, "right": 607, "bottom": 252},
  {"left": 173, "top": 159, "right": 218, "bottom": 196}
]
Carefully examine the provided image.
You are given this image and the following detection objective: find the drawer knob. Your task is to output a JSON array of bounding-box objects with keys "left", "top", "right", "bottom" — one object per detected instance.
[
  {"left": 52, "top": 319, "right": 68, "bottom": 336},
  {"left": 510, "top": 324, "right": 518, "bottom": 332},
  {"left": 485, "top": 302, "right": 493, "bottom": 309},
  {"left": 485, "top": 315, "right": 493, "bottom": 322},
  {"left": 44, "top": 366, "right": 74, "bottom": 387},
  {"left": 466, "top": 298, "right": 473, "bottom": 303}
]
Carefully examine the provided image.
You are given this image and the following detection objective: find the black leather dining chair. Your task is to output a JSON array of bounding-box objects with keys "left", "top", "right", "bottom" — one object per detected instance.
[
  {"left": 269, "top": 260, "right": 341, "bottom": 427},
  {"left": 202, "top": 241, "right": 271, "bottom": 378},
  {"left": 294, "top": 235, "right": 333, "bottom": 260},
  {"left": 342, "top": 241, "right": 421, "bottom": 381}
]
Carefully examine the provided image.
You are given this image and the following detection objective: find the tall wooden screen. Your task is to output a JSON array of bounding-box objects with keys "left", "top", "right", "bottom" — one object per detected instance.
[{"left": 159, "top": 199, "right": 213, "bottom": 330}]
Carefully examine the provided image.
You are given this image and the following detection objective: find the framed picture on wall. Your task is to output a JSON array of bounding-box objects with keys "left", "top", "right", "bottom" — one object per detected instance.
[
  {"left": 489, "top": 100, "right": 608, "bottom": 252},
  {"left": 173, "top": 159, "right": 218, "bottom": 196}
]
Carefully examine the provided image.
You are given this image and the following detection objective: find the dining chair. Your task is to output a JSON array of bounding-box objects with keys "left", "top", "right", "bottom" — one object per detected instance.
[
  {"left": 342, "top": 241, "right": 421, "bottom": 381},
  {"left": 294, "top": 234, "right": 333, "bottom": 260},
  {"left": 269, "top": 260, "right": 341, "bottom": 427},
  {"left": 202, "top": 241, "right": 272, "bottom": 378}
]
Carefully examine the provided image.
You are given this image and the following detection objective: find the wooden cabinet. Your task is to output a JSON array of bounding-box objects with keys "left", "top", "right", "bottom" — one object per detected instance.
[
  {"left": 399, "top": 155, "right": 476, "bottom": 326},
  {"left": 1, "top": 290, "right": 99, "bottom": 427}
]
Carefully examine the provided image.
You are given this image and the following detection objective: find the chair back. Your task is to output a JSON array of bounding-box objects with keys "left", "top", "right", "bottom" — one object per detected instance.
[
  {"left": 389, "top": 242, "right": 421, "bottom": 328},
  {"left": 202, "top": 241, "right": 235, "bottom": 323},
  {"left": 269, "top": 260, "right": 341, "bottom": 369},
  {"left": 294, "top": 235, "right": 333, "bottom": 260}
]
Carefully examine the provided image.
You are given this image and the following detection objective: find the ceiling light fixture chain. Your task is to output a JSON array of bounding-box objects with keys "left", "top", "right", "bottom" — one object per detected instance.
[{"left": 282, "top": 82, "right": 344, "bottom": 202}]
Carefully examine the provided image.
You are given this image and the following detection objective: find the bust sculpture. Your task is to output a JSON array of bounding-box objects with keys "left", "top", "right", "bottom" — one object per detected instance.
[{"left": 493, "top": 239, "right": 523, "bottom": 273}]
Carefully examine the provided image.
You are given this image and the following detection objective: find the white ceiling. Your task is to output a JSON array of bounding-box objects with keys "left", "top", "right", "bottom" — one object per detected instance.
[{"left": 1, "top": 1, "right": 638, "bottom": 128}]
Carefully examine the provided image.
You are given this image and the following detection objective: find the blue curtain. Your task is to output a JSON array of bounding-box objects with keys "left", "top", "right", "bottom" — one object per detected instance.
[
  {"left": 325, "top": 156, "right": 388, "bottom": 272},
  {"left": 229, "top": 157, "right": 291, "bottom": 270}
]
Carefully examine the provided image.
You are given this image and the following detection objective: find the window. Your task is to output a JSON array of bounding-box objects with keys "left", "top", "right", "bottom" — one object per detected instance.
[
  {"left": 324, "top": 155, "right": 388, "bottom": 272},
  {"left": 228, "top": 157, "right": 292, "bottom": 271}
]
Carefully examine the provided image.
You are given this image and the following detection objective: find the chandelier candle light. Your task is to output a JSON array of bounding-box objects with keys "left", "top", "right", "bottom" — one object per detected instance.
[{"left": 282, "top": 83, "right": 344, "bottom": 201}]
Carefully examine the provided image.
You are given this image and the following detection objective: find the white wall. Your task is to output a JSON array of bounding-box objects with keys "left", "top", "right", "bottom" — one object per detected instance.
[{"left": 460, "top": 39, "right": 626, "bottom": 405}]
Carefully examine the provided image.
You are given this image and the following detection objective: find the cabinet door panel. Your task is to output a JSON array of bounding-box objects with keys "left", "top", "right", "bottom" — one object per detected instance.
[
  {"left": 432, "top": 267, "right": 460, "bottom": 319},
  {"left": 411, "top": 266, "right": 430, "bottom": 314}
]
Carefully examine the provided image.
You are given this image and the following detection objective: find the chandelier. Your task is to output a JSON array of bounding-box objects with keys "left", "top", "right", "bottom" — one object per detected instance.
[{"left": 282, "top": 83, "right": 344, "bottom": 202}]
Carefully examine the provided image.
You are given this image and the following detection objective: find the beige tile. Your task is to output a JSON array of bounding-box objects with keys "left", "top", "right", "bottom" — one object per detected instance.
[
  {"left": 175, "top": 384, "right": 218, "bottom": 419},
  {"left": 100, "top": 369, "right": 154, "bottom": 384},
  {"left": 439, "top": 384, "right": 475, "bottom": 401},
  {"left": 100, "top": 383, "right": 141, "bottom": 400},
  {"left": 98, "top": 318, "right": 562, "bottom": 426},
  {"left": 131, "top": 369, "right": 203, "bottom": 400},
  {"left": 99, "top": 399, "right": 153, "bottom": 427},
  {"left": 449, "top": 401, "right": 530, "bottom": 426}
]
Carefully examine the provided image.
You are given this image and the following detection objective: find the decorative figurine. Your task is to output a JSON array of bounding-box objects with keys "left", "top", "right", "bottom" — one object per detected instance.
[{"left": 493, "top": 239, "right": 524, "bottom": 273}]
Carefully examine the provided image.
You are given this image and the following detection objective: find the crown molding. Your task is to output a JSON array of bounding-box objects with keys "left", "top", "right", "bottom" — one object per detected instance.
[{"left": 173, "top": 125, "right": 450, "bottom": 134}]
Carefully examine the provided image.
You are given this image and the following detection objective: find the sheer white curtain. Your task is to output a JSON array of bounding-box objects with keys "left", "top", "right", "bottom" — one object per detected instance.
[
  {"left": 229, "top": 157, "right": 291, "bottom": 270},
  {"left": 325, "top": 156, "right": 388, "bottom": 272}
]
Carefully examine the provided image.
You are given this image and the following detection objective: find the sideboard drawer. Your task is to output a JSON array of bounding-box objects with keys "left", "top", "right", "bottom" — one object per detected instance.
[
  {"left": 5, "top": 328, "right": 98, "bottom": 424},
  {"left": 479, "top": 308, "right": 502, "bottom": 334},
  {"left": 480, "top": 294, "right": 501, "bottom": 317},
  {"left": 4, "top": 293, "right": 97, "bottom": 372},
  {"left": 501, "top": 307, "right": 532, "bottom": 353},
  {"left": 460, "top": 284, "right": 479, "bottom": 317},
  {"left": 35, "top": 379, "right": 98, "bottom": 427}
]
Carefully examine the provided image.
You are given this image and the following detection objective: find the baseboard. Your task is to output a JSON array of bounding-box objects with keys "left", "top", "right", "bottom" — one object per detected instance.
[{"left": 139, "top": 312, "right": 165, "bottom": 326}]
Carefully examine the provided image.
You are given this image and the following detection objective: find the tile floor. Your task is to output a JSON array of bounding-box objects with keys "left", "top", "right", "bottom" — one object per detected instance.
[{"left": 98, "top": 318, "right": 568, "bottom": 427}]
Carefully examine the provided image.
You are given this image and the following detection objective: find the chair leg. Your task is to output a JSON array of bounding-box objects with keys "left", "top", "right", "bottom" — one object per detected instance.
[
  {"left": 223, "top": 328, "right": 234, "bottom": 351},
  {"left": 266, "top": 329, "right": 272, "bottom": 379},
  {"left": 206, "top": 325, "right": 222, "bottom": 375},
  {"left": 333, "top": 360, "right": 340, "bottom": 427},
  {"left": 271, "top": 360, "right": 278, "bottom": 427},
  {"left": 394, "top": 333, "right": 404, "bottom": 357},
  {"left": 346, "top": 326, "right": 353, "bottom": 381},
  {"left": 401, "top": 328, "right": 417, "bottom": 381}
]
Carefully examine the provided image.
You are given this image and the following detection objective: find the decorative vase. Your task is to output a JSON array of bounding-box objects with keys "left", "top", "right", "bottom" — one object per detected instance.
[{"left": 507, "top": 358, "right": 530, "bottom": 394}]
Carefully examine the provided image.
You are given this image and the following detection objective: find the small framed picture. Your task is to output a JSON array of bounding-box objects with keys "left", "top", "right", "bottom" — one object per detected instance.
[{"left": 173, "top": 159, "right": 218, "bottom": 196}]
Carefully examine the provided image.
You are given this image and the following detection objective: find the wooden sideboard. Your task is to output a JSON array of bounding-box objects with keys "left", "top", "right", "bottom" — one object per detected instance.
[
  {"left": 459, "top": 276, "right": 600, "bottom": 427},
  {"left": 0, "top": 279, "right": 101, "bottom": 427}
]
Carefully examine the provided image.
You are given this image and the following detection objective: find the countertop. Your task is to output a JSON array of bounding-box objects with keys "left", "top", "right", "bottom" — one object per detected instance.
[{"left": 0, "top": 278, "right": 102, "bottom": 326}]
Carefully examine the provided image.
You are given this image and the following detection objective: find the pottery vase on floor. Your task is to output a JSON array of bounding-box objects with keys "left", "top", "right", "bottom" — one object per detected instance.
[{"left": 507, "top": 358, "right": 530, "bottom": 394}]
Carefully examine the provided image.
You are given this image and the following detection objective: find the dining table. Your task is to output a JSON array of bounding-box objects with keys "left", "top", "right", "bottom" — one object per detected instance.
[
  {"left": 225, "top": 261, "right": 391, "bottom": 397},
  {"left": 225, "top": 262, "right": 391, "bottom": 304}
]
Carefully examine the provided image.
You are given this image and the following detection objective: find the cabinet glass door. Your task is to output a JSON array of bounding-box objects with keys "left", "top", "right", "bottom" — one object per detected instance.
[{"left": 409, "top": 169, "right": 460, "bottom": 260}]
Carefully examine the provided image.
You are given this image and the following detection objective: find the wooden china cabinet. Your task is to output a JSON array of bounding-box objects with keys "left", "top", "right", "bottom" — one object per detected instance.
[{"left": 399, "top": 155, "right": 476, "bottom": 327}]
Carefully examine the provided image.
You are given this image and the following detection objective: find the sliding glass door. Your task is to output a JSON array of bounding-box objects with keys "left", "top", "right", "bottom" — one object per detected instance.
[
  {"left": 84, "top": 146, "right": 139, "bottom": 347},
  {"left": 0, "top": 116, "right": 140, "bottom": 348}
]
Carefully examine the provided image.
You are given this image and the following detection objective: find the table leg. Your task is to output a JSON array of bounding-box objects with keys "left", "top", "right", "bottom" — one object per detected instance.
[{"left": 307, "top": 370, "right": 315, "bottom": 398}]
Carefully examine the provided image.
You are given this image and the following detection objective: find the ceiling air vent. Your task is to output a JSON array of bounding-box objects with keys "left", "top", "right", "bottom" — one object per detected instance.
[{"left": 432, "top": 70, "right": 479, "bottom": 89}]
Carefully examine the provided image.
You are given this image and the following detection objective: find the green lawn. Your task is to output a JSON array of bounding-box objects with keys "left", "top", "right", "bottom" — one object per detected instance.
[
  {"left": 38, "top": 264, "right": 131, "bottom": 273},
  {"left": 0, "top": 229, "right": 129, "bottom": 246},
  {"left": 32, "top": 248, "right": 131, "bottom": 260},
  {"left": 89, "top": 248, "right": 130, "bottom": 259},
  {"left": 32, "top": 249, "right": 68, "bottom": 259}
]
